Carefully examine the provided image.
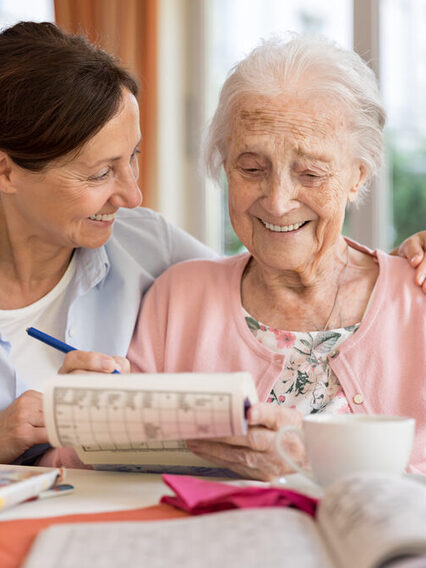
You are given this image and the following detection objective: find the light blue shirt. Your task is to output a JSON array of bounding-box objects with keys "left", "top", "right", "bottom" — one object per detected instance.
[{"left": 0, "top": 207, "right": 217, "bottom": 412}]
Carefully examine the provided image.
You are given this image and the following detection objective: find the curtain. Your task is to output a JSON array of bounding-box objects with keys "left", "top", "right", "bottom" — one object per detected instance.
[{"left": 54, "top": 0, "right": 158, "bottom": 209}]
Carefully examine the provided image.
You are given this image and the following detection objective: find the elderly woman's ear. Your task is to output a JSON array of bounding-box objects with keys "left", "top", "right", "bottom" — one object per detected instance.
[
  {"left": 0, "top": 151, "right": 15, "bottom": 194},
  {"left": 347, "top": 162, "right": 368, "bottom": 203}
]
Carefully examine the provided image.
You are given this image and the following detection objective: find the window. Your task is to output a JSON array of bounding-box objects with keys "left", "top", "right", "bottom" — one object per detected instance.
[
  {"left": 380, "top": 0, "right": 426, "bottom": 247},
  {"left": 0, "top": 0, "right": 53, "bottom": 28}
]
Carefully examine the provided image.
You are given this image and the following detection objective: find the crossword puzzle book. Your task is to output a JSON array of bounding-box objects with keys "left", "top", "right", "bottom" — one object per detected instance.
[{"left": 43, "top": 372, "right": 257, "bottom": 471}]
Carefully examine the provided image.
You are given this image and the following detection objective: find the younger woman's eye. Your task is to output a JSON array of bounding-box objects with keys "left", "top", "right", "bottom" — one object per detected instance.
[
  {"left": 131, "top": 148, "right": 141, "bottom": 160},
  {"left": 88, "top": 167, "right": 111, "bottom": 182}
]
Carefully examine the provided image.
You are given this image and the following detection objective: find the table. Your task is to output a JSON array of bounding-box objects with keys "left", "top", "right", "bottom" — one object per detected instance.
[
  {"left": 0, "top": 466, "right": 175, "bottom": 521},
  {"left": 0, "top": 466, "right": 323, "bottom": 522},
  {"left": 1, "top": 467, "right": 424, "bottom": 568}
]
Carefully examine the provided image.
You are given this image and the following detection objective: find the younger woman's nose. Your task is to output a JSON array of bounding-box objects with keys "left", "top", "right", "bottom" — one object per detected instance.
[{"left": 110, "top": 169, "right": 143, "bottom": 209}]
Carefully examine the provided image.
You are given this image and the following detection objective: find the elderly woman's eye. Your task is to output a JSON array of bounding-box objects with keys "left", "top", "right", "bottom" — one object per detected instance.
[
  {"left": 302, "top": 172, "right": 324, "bottom": 183},
  {"left": 239, "top": 166, "right": 264, "bottom": 176}
]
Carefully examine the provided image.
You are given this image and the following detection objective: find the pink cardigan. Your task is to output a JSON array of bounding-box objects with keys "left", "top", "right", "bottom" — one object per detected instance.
[{"left": 129, "top": 240, "right": 426, "bottom": 473}]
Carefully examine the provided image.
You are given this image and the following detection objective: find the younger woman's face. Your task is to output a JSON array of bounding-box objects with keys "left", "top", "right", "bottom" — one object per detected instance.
[{"left": 3, "top": 89, "right": 142, "bottom": 251}]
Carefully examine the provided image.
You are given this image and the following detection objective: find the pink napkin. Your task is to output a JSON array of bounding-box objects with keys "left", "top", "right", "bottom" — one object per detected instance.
[{"left": 160, "top": 474, "right": 318, "bottom": 517}]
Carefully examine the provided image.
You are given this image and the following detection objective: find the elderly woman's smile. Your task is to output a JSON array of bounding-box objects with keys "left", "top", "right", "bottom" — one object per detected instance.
[
  {"left": 259, "top": 219, "right": 307, "bottom": 232},
  {"left": 225, "top": 95, "right": 365, "bottom": 277}
]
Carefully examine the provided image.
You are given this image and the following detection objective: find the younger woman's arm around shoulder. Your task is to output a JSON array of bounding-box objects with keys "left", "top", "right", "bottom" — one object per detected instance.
[{"left": 392, "top": 230, "right": 426, "bottom": 293}]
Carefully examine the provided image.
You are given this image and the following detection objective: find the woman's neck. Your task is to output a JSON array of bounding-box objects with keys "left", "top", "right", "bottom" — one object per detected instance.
[
  {"left": 0, "top": 205, "right": 74, "bottom": 309},
  {"left": 241, "top": 239, "right": 378, "bottom": 332}
]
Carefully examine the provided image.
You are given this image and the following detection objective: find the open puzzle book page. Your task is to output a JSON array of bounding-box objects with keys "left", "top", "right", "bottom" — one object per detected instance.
[
  {"left": 317, "top": 472, "right": 426, "bottom": 568},
  {"left": 23, "top": 473, "right": 426, "bottom": 568},
  {"left": 43, "top": 372, "right": 258, "bottom": 473},
  {"left": 0, "top": 465, "right": 62, "bottom": 512}
]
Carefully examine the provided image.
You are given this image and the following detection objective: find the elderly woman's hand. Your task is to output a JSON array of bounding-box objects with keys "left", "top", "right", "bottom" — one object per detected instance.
[
  {"left": 59, "top": 350, "right": 130, "bottom": 374},
  {"left": 391, "top": 231, "right": 426, "bottom": 293},
  {"left": 186, "top": 403, "right": 305, "bottom": 481},
  {"left": 0, "top": 390, "right": 48, "bottom": 463}
]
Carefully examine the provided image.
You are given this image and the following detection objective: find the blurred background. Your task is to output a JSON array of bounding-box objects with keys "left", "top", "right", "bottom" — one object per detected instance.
[{"left": 1, "top": 0, "right": 425, "bottom": 254}]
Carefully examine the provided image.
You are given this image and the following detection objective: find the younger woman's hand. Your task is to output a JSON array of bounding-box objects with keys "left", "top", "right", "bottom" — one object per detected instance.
[
  {"left": 0, "top": 390, "right": 48, "bottom": 463},
  {"left": 59, "top": 350, "right": 130, "bottom": 374},
  {"left": 392, "top": 231, "right": 426, "bottom": 293}
]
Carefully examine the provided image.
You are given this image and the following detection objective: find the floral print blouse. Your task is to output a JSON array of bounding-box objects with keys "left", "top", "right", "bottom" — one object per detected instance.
[{"left": 243, "top": 308, "right": 359, "bottom": 416}]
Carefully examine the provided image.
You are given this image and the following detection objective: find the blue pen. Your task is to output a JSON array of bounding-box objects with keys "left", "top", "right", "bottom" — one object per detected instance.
[{"left": 26, "top": 327, "right": 120, "bottom": 374}]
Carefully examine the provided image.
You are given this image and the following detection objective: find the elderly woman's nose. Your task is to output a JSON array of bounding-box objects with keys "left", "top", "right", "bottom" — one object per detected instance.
[{"left": 262, "top": 175, "right": 299, "bottom": 214}]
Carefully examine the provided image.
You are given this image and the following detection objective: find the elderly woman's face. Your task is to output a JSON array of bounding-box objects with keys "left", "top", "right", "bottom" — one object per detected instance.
[
  {"left": 224, "top": 94, "right": 366, "bottom": 274},
  {"left": 5, "top": 89, "right": 142, "bottom": 250}
]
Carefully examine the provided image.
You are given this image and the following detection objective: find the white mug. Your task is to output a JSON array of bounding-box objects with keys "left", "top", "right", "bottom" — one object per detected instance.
[{"left": 275, "top": 414, "right": 415, "bottom": 487}]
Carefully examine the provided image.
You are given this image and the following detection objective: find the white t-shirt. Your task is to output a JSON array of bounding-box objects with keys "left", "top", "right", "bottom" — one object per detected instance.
[{"left": 0, "top": 255, "right": 77, "bottom": 392}]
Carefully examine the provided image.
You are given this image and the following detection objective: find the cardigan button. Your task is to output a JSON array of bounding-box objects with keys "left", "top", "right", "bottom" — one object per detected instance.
[
  {"left": 68, "top": 327, "right": 76, "bottom": 338},
  {"left": 329, "top": 349, "right": 339, "bottom": 358},
  {"left": 353, "top": 393, "right": 364, "bottom": 405}
]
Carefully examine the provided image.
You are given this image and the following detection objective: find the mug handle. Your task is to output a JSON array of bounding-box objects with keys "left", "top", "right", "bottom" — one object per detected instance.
[{"left": 275, "top": 424, "right": 314, "bottom": 482}]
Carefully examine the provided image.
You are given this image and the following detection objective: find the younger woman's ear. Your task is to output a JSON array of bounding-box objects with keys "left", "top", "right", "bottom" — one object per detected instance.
[
  {"left": 348, "top": 162, "right": 368, "bottom": 203},
  {"left": 0, "top": 152, "right": 17, "bottom": 194}
]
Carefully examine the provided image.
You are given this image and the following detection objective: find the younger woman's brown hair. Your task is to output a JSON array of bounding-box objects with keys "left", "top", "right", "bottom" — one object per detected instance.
[{"left": 0, "top": 21, "right": 139, "bottom": 170}]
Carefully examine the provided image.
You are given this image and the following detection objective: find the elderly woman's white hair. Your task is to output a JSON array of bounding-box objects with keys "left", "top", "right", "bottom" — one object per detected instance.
[{"left": 204, "top": 35, "right": 386, "bottom": 192}]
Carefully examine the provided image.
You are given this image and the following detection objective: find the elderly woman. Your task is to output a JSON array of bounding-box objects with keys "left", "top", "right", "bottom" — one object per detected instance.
[
  {"left": 124, "top": 36, "right": 425, "bottom": 478},
  {"left": 62, "top": 36, "right": 426, "bottom": 480},
  {"left": 0, "top": 21, "right": 216, "bottom": 465}
]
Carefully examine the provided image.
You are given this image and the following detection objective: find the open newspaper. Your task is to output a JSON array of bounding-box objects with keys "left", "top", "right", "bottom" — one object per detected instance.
[
  {"left": 43, "top": 372, "right": 258, "bottom": 474},
  {"left": 23, "top": 473, "right": 426, "bottom": 568}
]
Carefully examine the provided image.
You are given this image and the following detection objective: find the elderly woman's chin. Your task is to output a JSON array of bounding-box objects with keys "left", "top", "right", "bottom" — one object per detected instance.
[{"left": 245, "top": 221, "right": 328, "bottom": 274}]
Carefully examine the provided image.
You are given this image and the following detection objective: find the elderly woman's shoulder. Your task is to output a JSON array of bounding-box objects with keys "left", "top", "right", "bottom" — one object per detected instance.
[
  {"left": 166, "top": 252, "right": 249, "bottom": 276},
  {"left": 154, "top": 252, "right": 250, "bottom": 285},
  {"left": 349, "top": 239, "right": 422, "bottom": 295}
]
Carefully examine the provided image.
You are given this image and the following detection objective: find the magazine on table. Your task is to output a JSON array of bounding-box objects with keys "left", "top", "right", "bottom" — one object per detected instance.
[{"left": 0, "top": 465, "right": 63, "bottom": 512}]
